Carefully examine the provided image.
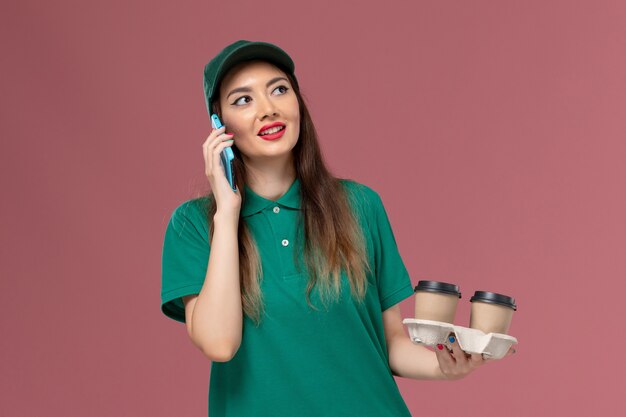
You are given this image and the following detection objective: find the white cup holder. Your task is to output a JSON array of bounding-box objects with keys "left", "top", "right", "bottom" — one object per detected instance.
[{"left": 402, "top": 318, "right": 518, "bottom": 360}]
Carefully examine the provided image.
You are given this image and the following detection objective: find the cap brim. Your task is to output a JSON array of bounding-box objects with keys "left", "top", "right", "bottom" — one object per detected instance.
[{"left": 208, "top": 42, "right": 297, "bottom": 112}]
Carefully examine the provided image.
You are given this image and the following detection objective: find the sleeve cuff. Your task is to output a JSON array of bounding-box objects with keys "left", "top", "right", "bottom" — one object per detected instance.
[
  {"left": 380, "top": 282, "right": 414, "bottom": 311},
  {"left": 161, "top": 283, "right": 204, "bottom": 323}
]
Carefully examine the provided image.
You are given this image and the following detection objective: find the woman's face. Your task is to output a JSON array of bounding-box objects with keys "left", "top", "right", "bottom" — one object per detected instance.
[{"left": 218, "top": 60, "right": 300, "bottom": 165}]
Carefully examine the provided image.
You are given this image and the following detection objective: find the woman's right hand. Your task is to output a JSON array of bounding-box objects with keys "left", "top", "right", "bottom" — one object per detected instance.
[{"left": 202, "top": 126, "right": 242, "bottom": 219}]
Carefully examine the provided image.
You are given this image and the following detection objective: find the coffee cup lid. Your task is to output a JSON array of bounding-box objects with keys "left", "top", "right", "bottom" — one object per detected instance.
[
  {"left": 470, "top": 291, "right": 517, "bottom": 311},
  {"left": 413, "top": 280, "right": 462, "bottom": 298}
]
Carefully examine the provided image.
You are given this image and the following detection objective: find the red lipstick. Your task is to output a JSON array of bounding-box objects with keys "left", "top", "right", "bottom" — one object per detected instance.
[
  {"left": 259, "top": 126, "right": 286, "bottom": 141},
  {"left": 257, "top": 122, "right": 286, "bottom": 141},
  {"left": 257, "top": 122, "right": 286, "bottom": 135}
]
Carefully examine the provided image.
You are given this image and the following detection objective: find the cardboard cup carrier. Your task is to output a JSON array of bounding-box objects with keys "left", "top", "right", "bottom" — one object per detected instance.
[{"left": 403, "top": 281, "right": 518, "bottom": 359}]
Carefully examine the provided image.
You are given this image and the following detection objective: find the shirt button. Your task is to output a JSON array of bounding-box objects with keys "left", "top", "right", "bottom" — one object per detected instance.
[
  {"left": 273, "top": 206, "right": 280, "bottom": 213},
  {"left": 281, "top": 239, "right": 289, "bottom": 247}
]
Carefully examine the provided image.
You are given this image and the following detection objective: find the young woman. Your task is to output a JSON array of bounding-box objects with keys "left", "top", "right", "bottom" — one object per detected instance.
[{"left": 161, "top": 40, "right": 503, "bottom": 417}]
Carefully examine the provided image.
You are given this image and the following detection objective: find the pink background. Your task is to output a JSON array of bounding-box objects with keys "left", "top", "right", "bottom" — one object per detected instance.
[{"left": 2, "top": 0, "right": 624, "bottom": 416}]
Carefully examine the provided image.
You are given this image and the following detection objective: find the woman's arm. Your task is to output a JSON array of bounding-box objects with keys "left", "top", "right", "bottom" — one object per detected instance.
[
  {"left": 187, "top": 212, "right": 242, "bottom": 362},
  {"left": 384, "top": 305, "right": 445, "bottom": 379}
]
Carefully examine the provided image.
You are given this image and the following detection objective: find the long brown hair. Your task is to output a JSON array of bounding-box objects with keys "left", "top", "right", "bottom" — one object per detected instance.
[{"left": 201, "top": 61, "right": 371, "bottom": 326}]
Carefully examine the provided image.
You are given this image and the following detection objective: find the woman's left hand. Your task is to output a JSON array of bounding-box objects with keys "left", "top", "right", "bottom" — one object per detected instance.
[{"left": 434, "top": 334, "right": 515, "bottom": 380}]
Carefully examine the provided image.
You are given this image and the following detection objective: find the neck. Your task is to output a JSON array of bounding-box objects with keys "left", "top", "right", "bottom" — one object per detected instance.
[{"left": 243, "top": 153, "right": 297, "bottom": 201}]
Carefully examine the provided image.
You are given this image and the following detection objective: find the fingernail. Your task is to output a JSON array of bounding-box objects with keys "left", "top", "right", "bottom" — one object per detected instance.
[
  {"left": 437, "top": 344, "right": 443, "bottom": 350},
  {"left": 448, "top": 336, "right": 455, "bottom": 343},
  {"left": 227, "top": 140, "right": 234, "bottom": 142}
]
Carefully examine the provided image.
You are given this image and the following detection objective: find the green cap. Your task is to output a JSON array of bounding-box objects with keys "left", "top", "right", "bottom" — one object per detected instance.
[{"left": 202, "top": 40, "right": 299, "bottom": 117}]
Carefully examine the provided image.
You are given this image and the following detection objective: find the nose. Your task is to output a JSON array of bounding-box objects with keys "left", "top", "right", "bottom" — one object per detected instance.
[{"left": 257, "top": 95, "right": 279, "bottom": 119}]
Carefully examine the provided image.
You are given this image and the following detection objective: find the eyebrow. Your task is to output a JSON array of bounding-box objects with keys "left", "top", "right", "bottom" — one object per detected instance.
[{"left": 226, "top": 77, "right": 289, "bottom": 100}]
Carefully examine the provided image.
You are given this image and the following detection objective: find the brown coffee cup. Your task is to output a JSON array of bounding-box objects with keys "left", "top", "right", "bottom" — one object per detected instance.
[
  {"left": 469, "top": 291, "right": 517, "bottom": 334},
  {"left": 413, "top": 280, "right": 462, "bottom": 323}
]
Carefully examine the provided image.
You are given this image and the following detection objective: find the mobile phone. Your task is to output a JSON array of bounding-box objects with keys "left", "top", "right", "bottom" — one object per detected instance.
[{"left": 210, "top": 114, "right": 236, "bottom": 191}]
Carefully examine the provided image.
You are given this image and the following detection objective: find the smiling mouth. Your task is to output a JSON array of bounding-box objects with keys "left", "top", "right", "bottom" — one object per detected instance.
[
  {"left": 258, "top": 125, "right": 286, "bottom": 136},
  {"left": 258, "top": 126, "right": 286, "bottom": 140}
]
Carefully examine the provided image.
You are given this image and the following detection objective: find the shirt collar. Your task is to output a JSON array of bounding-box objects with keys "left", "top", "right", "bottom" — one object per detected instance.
[{"left": 241, "top": 177, "right": 301, "bottom": 217}]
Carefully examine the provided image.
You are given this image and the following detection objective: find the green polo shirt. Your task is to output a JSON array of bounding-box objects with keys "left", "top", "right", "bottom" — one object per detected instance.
[{"left": 161, "top": 178, "right": 414, "bottom": 417}]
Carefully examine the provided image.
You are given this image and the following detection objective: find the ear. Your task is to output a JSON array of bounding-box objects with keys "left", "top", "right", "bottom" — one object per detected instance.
[{"left": 211, "top": 100, "right": 221, "bottom": 118}]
